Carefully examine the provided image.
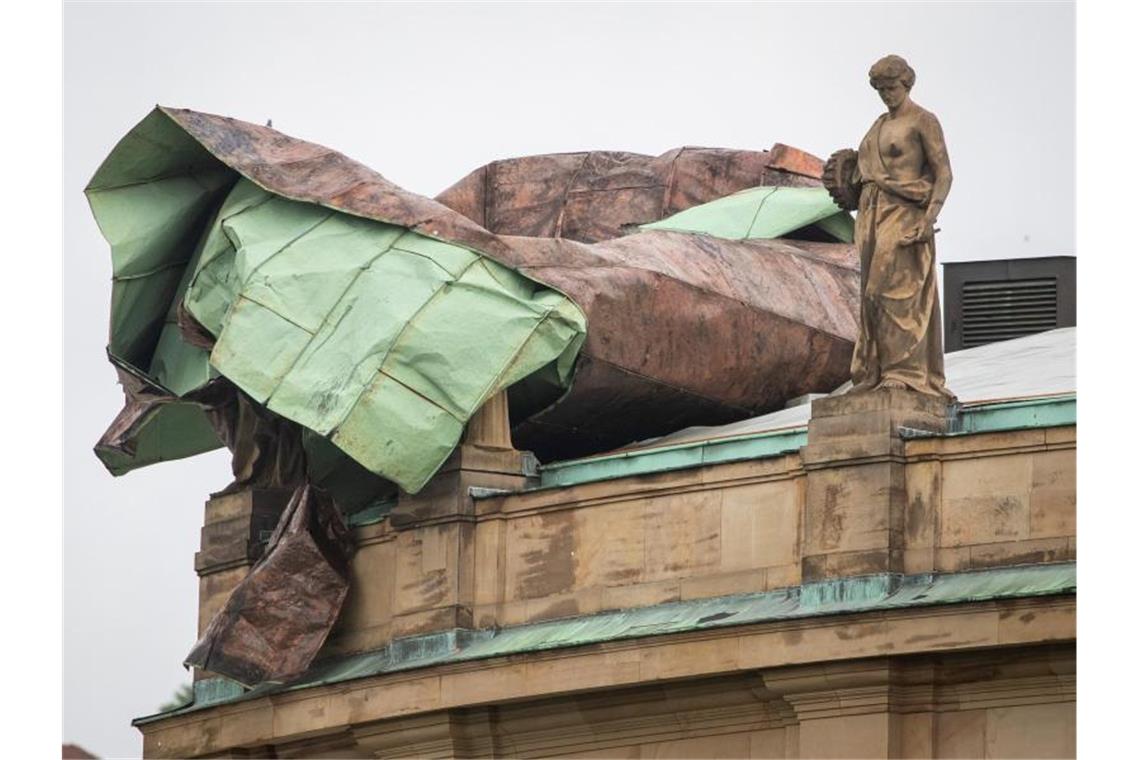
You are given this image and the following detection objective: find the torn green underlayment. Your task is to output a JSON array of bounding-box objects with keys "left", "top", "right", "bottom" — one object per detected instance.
[
  {"left": 86, "top": 110, "right": 587, "bottom": 493},
  {"left": 87, "top": 108, "right": 852, "bottom": 494},
  {"left": 642, "top": 185, "right": 854, "bottom": 243},
  {"left": 135, "top": 561, "right": 1075, "bottom": 723},
  {"left": 187, "top": 179, "right": 585, "bottom": 491}
]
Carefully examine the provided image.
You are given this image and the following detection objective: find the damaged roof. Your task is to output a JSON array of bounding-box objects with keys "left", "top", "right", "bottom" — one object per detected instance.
[{"left": 89, "top": 107, "right": 861, "bottom": 493}]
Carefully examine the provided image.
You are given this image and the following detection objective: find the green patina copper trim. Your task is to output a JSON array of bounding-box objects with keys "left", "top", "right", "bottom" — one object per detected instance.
[
  {"left": 345, "top": 396, "right": 1076, "bottom": 524},
  {"left": 346, "top": 499, "right": 397, "bottom": 528},
  {"left": 954, "top": 394, "right": 1075, "bottom": 434},
  {"left": 190, "top": 677, "right": 244, "bottom": 709},
  {"left": 534, "top": 394, "right": 1075, "bottom": 490},
  {"left": 135, "top": 561, "right": 1075, "bottom": 725},
  {"left": 539, "top": 426, "right": 807, "bottom": 489}
]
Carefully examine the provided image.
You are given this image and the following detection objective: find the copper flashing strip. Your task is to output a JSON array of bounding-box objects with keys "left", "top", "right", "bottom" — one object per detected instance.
[{"left": 532, "top": 394, "right": 1074, "bottom": 490}]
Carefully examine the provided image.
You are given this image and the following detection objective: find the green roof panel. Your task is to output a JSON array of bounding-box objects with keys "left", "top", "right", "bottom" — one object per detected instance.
[{"left": 643, "top": 185, "right": 854, "bottom": 243}]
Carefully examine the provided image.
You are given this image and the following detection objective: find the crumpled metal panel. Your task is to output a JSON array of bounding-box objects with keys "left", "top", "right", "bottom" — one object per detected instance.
[
  {"left": 87, "top": 109, "right": 586, "bottom": 493},
  {"left": 184, "top": 484, "right": 354, "bottom": 687},
  {"left": 483, "top": 229, "right": 859, "bottom": 460},
  {"left": 94, "top": 358, "right": 222, "bottom": 476},
  {"left": 435, "top": 145, "right": 821, "bottom": 244},
  {"left": 90, "top": 107, "right": 859, "bottom": 478},
  {"left": 180, "top": 178, "right": 584, "bottom": 492},
  {"left": 432, "top": 149, "right": 858, "bottom": 460},
  {"left": 768, "top": 142, "right": 827, "bottom": 179},
  {"left": 157, "top": 108, "right": 515, "bottom": 260}
]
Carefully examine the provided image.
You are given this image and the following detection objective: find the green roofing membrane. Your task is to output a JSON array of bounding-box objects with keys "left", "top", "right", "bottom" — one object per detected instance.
[
  {"left": 137, "top": 561, "right": 1075, "bottom": 723},
  {"left": 187, "top": 180, "right": 585, "bottom": 491},
  {"left": 642, "top": 185, "right": 854, "bottom": 243},
  {"left": 86, "top": 111, "right": 587, "bottom": 493}
]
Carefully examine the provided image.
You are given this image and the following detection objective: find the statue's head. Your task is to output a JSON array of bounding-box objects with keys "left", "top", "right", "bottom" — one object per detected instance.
[{"left": 869, "top": 54, "right": 915, "bottom": 110}]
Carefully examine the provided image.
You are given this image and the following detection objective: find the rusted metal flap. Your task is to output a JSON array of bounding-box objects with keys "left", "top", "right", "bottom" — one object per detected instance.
[
  {"left": 435, "top": 145, "right": 825, "bottom": 244},
  {"left": 184, "top": 485, "right": 354, "bottom": 687},
  {"left": 769, "top": 143, "right": 826, "bottom": 179},
  {"left": 505, "top": 231, "right": 859, "bottom": 461},
  {"left": 151, "top": 107, "right": 515, "bottom": 260}
]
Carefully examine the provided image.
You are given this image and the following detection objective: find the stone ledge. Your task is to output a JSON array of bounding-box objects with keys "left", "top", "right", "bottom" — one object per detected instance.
[
  {"left": 136, "top": 593, "right": 1076, "bottom": 758},
  {"left": 144, "top": 563, "right": 1075, "bottom": 721}
]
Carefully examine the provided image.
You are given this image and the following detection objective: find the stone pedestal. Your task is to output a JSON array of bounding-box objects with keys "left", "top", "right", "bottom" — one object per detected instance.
[
  {"left": 386, "top": 391, "right": 538, "bottom": 638},
  {"left": 389, "top": 445, "right": 537, "bottom": 528},
  {"left": 193, "top": 487, "right": 293, "bottom": 678},
  {"left": 801, "top": 389, "right": 955, "bottom": 581},
  {"left": 390, "top": 391, "right": 538, "bottom": 527}
]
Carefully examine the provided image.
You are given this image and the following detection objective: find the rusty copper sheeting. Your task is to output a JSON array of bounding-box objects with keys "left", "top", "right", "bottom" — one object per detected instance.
[
  {"left": 96, "top": 371, "right": 308, "bottom": 494},
  {"left": 155, "top": 108, "right": 858, "bottom": 462},
  {"left": 435, "top": 144, "right": 822, "bottom": 244},
  {"left": 489, "top": 231, "right": 859, "bottom": 460},
  {"left": 97, "top": 363, "right": 178, "bottom": 463},
  {"left": 184, "top": 484, "right": 354, "bottom": 687},
  {"left": 195, "top": 380, "right": 308, "bottom": 495},
  {"left": 160, "top": 108, "right": 516, "bottom": 261},
  {"left": 434, "top": 144, "right": 856, "bottom": 459}
]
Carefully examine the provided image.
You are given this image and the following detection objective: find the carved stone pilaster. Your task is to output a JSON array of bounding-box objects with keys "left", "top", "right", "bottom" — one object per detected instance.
[
  {"left": 390, "top": 391, "right": 537, "bottom": 528},
  {"left": 352, "top": 712, "right": 497, "bottom": 759},
  {"left": 763, "top": 659, "right": 907, "bottom": 759},
  {"left": 385, "top": 392, "right": 536, "bottom": 639}
]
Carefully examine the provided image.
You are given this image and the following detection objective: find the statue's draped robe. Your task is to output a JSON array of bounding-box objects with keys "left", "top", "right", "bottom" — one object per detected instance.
[{"left": 851, "top": 114, "right": 954, "bottom": 399}]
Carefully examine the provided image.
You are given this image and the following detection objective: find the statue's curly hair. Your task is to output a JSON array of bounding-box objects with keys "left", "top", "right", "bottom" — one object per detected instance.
[{"left": 869, "top": 55, "right": 916, "bottom": 90}]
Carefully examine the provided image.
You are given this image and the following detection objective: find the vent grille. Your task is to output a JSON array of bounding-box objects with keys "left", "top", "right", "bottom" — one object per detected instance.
[{"left": 960, "top": 277, "right": 1058, "bottom": 348}]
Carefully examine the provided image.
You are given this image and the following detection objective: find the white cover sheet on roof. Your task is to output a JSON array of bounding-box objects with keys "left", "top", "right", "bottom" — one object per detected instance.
[{"left": 623, "top": 327, "right": 1075, "bottom": 451}]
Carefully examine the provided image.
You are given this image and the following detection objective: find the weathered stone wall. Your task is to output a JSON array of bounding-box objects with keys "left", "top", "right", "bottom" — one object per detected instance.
[
  {"left": 168, "top": 411, "right": 1076, "bottom": 758},
  {"left": 324, "top": 423, "right": 1075, "bottom": 656},
  {"left": 142, "top": 641, "right": 1075, "bottom": 758}
]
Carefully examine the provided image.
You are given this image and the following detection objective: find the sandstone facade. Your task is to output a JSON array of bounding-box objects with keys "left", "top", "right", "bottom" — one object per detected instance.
[{"left": 144, "top": 389, "right": 1076, "bottom": 759}]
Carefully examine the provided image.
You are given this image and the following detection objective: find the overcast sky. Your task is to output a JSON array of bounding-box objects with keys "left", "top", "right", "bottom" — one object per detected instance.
[{"left": 64, "top": 2, "right": 1074, "bottom": 756}]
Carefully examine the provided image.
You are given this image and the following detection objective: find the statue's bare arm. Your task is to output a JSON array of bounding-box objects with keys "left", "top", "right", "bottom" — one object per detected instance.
[
  {"left": 897, "top": 111, "right": 953, "bottom": 249},
  {"left": 918, "top": 112, "right": 952, "bottom": 229}
]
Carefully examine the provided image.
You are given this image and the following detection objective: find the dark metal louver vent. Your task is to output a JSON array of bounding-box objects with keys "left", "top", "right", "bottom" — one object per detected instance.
[
  {"left": 943, "top": 257, "right": 1074, "bottom": 351},
  {"left": 960, "top": 277, "right": 1058, "bottom": 348}
]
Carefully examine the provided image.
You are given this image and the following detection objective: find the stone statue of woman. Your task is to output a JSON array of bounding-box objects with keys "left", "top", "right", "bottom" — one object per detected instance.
[{"left": 824, "top": 54, "right": 955, "bottom": 400}]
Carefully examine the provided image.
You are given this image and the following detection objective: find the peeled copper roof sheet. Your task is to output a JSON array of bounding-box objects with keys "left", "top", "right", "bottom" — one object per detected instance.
[{"left": 89, "top": 106, "right": 860, "bottom": 484}]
